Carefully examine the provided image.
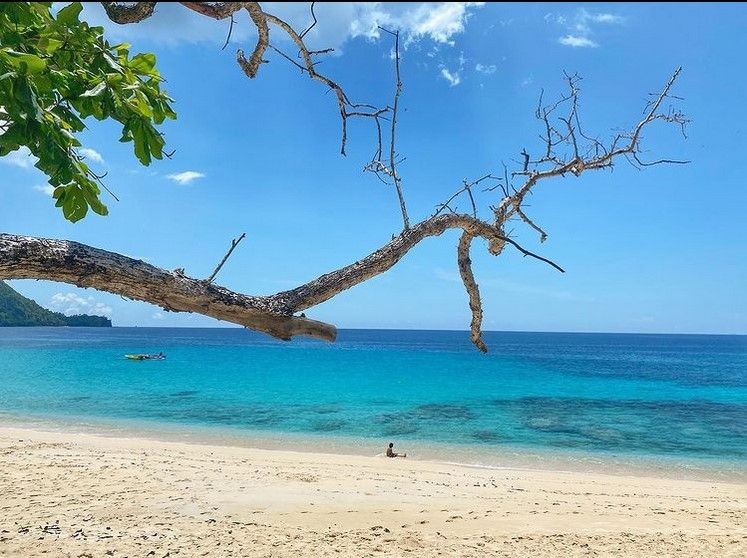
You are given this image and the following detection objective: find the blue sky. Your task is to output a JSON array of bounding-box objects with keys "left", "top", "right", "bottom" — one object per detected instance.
[{"left": 2, "top": 2, "right": 745, "bottom": 334}]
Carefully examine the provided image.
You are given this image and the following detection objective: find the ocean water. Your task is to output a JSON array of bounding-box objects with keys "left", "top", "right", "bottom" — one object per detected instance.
[{"left": 0, "top": 328, "right": 745, "bottom": 476}]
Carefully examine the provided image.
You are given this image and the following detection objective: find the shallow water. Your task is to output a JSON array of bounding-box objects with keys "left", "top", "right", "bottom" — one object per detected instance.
[{"left": 0, "top": 328, "right": 744, "bottom": 475}]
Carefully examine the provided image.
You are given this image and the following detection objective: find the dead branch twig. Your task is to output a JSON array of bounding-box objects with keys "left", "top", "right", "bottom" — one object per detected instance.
[
  {"left": 383, "top": 28, "right": 410, "bottom": 230},
  {"left": 207, "top": 233, "right": 246, "bottom": 283}
]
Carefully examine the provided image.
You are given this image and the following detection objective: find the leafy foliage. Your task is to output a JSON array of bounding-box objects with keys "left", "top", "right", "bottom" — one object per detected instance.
[
  {"left": 0, "top": 2, "right": 175, "bottom": 221},
  {"left": 0, "top": 281, "right": 111, "bottom": 326}
]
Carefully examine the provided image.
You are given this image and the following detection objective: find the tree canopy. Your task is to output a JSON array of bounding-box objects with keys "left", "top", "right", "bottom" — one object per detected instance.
[{"left": 0, "top": 2, "right": 174, "bottom": 222}]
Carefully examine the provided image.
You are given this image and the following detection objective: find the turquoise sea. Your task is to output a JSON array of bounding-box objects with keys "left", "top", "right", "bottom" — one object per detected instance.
[{"left": 0, "top": 328, "right": 745, "bottom": 478}]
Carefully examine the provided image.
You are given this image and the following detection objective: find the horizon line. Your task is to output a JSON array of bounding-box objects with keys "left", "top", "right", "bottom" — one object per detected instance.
[{"left": 48, "top": 325, "right": 747, "bottom": 337}]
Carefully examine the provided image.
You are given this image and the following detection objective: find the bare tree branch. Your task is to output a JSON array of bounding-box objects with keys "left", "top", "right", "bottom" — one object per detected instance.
[
  {"left": 383, "top": 28, "right": 410, "bottom": 230},
  {"left": 221, "top": 14, "right": 236, "bottom": 51},
  {"left": 262, "top": 12, "right": 352, "bottom": 154},
  {"left": 299, "top": 1, "right": 318, "bottom": 40},
  {"left": 236, "top": 3, "right": 270, "bottom": 79},
  {"left": 436, "top": 174, "right": 499, "bottom": 218},
  {"left": 514, "top": 207, "right": 547, "bottom": 243},
  {"left": 101, "top": 2, "right": 406, "bottom": 215},
  {"left": 496, "top": 67, "right": 686, "bottom": 230},
  {"left": 271, "top": 213, "right": 560, "bottom": 312},
  {"left": 0, "top": 233, "right": 334, "bottom": 342},
  {"left": 0, "top": 216, "right": 558, "bottom": 342},
  {"left": 78, "top": 7, "right": 689, "bottom": 351},
  {"left": 457, "top": 232, "right": 487, "bottom": 352},
  {"left": 207, "top": 233, "right": 246, "bottom": 283}
]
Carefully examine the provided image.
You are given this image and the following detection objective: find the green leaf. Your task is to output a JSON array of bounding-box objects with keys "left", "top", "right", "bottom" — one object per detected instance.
[
  {"left": 60, "top": 185, "right": 88, "bottom": 222},
  {"left": 56, "top": 2, "right": 83, "bottom": 26},
  {"left": 129, "top": 53, "right": 156, "bottom": 74},
  {"left": 80, "top": 80, "right": 106, "bottom": 97},
  {"left": 13, "top": 79, "right": 43, "bottom": 121},
  {"left": 131, "top": 94, "right": 153, "bottom": 118},
  {"left": 102, "top": 52, "right": 122, "bottom": 73},
  {"left": 63, "top": 198, "right": 87, "bottom": 222},
  {"left": 0, "top": 1, "right": 175, "bottom": 222},
  {"left": 4, "top": 51, "right": 47, "bottom": 74},
  {"left": 130, "top": 119, "right": 151, "bottom": 165},
  {"left": 38, "top": 37, "right": 63, "bottom": 54},
  {"left": 81, "top": 183, "right": 108, "bottom": 216}
]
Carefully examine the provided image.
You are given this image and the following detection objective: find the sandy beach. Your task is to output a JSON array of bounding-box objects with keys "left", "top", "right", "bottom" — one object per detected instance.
[{"left": 0, "top": 426, "right": 744, "bottom": 557}]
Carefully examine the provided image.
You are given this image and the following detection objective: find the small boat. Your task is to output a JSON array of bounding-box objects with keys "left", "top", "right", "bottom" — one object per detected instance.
[{"left": 125, "top": 353, "right": 166, "bottom": 361}]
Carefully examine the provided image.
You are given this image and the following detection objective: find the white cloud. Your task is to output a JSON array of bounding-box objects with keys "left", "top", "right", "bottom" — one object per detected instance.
[
  {"left": 475, "top": 63, "right": 497, "bottom": 75},
  {"left": 279, "top": 2, "right": 485, "bottom": 48},
  {"left": 438, "top": 49, "right": 466, "bottom": 86},
  {"left": 2, "top": 147, "right": 37, "bottom": 169},
  {"left": 589, "top": 13, "right": 624, "bottom": 24},
  {"left": 79, "top": 148, "right": 105, "bottom": 164},
  {"left": 153, "top": 312, "right": 165, "bottom": 320},
  {"left": 548, "top": 8, "right": 623, "bottom": 48},
  {"left": 544, "top": 13, "right": 567, "bottom": 25},
  {"left": 440, "top": 67, "right": 461, "bottom": 87},
  {"left": 48, "top": 293, "right": 113, "bottom": 317},
  {"left": 402, "top": 2, "right": 484, "bottom": 44},
  {"left": 166, "top": 171, "right": 205, "bottom": 185},
  {"left": 33, "top": 184, "right": 55, "bottom": 196},
  {"left": 559, "top": 35, "right": 598, "bottom": 48},
  {"left": 81, "top": 3, "right": 484, "bottom": 51}
]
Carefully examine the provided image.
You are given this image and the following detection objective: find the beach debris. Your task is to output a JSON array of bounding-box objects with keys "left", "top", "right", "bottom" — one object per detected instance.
[{"left": 40, "top": 523, "right": 61, "bottom": 535}]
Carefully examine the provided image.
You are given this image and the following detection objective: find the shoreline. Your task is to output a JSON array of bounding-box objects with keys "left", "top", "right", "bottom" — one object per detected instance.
[
  {"left": 1, "top": 424, "right": 745, "bottom": 557},
  {"left": 1, "top": 412, "right": 744, "bottom": 483}
]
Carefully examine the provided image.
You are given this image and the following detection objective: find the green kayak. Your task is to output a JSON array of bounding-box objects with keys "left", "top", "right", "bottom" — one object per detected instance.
[{"left": 125, "top": 353, "right": 166, "bottom": 361}]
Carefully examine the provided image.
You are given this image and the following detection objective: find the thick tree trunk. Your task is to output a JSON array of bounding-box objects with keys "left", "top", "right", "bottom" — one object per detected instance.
[{"left": 0, "top": 233, "right": 334, "bottom": 341}]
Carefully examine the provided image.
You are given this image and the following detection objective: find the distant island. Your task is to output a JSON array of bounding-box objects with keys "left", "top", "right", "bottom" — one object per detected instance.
[{"left": 0, "top": 282, "right": 112, "bottom": 327}]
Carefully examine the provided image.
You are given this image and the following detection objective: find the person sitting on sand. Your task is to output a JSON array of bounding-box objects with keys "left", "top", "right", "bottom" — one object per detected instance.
[{"left": 386, "top": 442, "right": 406, "bottom": 458}]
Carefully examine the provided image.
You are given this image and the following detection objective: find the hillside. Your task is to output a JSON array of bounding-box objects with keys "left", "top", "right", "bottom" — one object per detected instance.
[{"left": 0, "top": 282, "right": 111, "bottom": 327}]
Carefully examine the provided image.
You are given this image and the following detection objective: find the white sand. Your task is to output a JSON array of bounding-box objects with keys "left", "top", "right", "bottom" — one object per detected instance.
[{"left": 0, "top": 426, "right": 745, "bottom": 557}]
